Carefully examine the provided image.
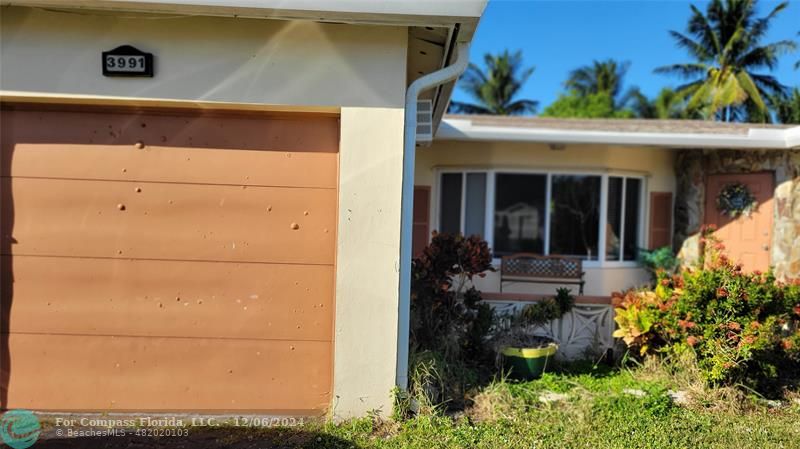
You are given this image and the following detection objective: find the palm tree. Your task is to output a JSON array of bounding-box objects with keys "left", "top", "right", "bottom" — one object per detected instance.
[
  {"left": 771, "top": 88, "right": 800, "bottom": 123},
  {"left": 449, "top": 50, "right": 538, "bottom": 115},
  {"left": 565, "top": 59, "right": 634, "bottom": 109},
  {"left": 793, "top": 30, "right": 800, "bottom": 69},
  {"left": 655, "top": 0, "right": 797, "bottom": 122},
  {"left": 629, "top": 88, "right": 703, "bottom": 119}
]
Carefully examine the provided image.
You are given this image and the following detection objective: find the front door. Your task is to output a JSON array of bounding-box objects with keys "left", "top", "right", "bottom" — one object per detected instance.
[{"left": 704, "top": 172, "right": 774, "bottom": 272}]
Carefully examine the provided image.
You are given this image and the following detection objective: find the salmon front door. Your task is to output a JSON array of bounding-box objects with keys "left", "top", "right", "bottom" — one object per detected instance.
[{"left": 704, "top": 172, "right": 774, "bottom": 272}]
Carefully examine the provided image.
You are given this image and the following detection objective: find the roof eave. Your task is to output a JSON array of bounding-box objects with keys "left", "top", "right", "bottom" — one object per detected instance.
[
  {"left": 437, "top": 119, "right": 800, "bottom": 150},
  {"left": 786, "top": 127, "right": 800, "bottom": 149},
  {"left": 1, "top": 0, "right": 486, "bottom": 26},
  {"left": 428, "top": 12, "right": 484, "bottom": 133}
]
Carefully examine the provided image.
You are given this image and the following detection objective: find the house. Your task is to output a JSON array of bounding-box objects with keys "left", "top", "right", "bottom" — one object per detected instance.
[
  {"left": 0, "top": 0, "right": 487, "bottom": 418},
  {"left": 415, "top": 115, "right": 800, "bottom": 291},
  {"left": 413, "top": 116, "right": 800, "bottom": 359},
  {"left": 2, "top": 0, "right": 799, "bottom": 421}
]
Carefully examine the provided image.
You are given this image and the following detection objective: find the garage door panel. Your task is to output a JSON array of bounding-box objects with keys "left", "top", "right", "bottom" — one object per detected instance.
[
  {"left": 0, "top": 109, "right": 339, "bottom": 153},
  {"left": 2, "top": 256, "right": 333, "bottom": 340},
  {"left": 2, "top": 143, "right": 338, "bottom": 189},
  {"left": 3, "top": 178, "right": 336, "bottom": 264},
  {"left": 2, "top": 333, "right": 332, "bottom": 412},
  {"left": 1, "top": 105, "right": 337, "bottom": 413}
]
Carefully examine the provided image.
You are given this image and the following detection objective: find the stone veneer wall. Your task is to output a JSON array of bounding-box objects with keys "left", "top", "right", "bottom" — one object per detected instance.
[{"left": 674, "top": 149, "right": 800, "bottom": 280}]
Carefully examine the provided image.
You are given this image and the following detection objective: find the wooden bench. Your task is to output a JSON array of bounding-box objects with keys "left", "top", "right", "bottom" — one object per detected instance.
[{"left": 500, "top": 254, "right": 585, "bottom": 295}]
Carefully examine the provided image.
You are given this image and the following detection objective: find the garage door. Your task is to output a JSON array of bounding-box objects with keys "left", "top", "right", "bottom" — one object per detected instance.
[{"left": 0, "top": 104, "right": 338, "bottom": 413}]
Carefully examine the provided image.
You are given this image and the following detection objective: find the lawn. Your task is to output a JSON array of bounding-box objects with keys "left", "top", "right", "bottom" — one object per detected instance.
[
  {"left": 202, "top": 362, "right": 800, "bottom": 449},
  {"left": 35, "top": 362, "right": 800, "bottom": 448},
  {"left": 315, "top": 363, "right": 800, "bottom": 449}
]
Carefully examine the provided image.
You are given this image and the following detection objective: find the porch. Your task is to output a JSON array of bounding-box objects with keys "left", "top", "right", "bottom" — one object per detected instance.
[{"left": 481, "top": 292, "right": 615, "bottom": 361}]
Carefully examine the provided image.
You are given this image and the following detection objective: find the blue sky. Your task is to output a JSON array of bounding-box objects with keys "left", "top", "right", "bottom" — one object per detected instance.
[{"left": 452, "top": 0, "right": 800, "bottom": 111}]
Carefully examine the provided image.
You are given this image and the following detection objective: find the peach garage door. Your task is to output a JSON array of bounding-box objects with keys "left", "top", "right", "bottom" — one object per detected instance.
[{"left": 0, "top": 104, "right": 338, "bottom": 413}]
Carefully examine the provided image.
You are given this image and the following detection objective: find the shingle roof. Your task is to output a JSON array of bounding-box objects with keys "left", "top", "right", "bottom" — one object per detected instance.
[{"left": 444, "top": 114, "right": 794, "bottom": 136}]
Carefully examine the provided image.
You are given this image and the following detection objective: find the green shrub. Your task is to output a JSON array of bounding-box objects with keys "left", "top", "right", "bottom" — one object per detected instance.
[
  {"left": 614, "top": 226, "right": 800, "bottom": 394},
  {"left": 639, "top": 246, "right": 680, "bottom": 282},
  {"left": 410, "top": 232, "right": 495, "bottom": 360},
  {"left": 409, "top": 232, "right": 496, "bottom": 409},
  {"left": 519, "top": 288, "right": 575, "bottom": 327},
  {"left": 489, "top": 288, "right": 576, "bottom": 352}
]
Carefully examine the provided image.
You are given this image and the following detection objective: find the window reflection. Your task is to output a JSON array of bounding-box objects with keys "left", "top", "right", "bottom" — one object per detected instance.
[
  {"left": 438, "top": 170, "right": 643, "bottom": 263},
  {"left": 439, "top": 173, "right": 462, "bottom": 235},
  {"left": 550, "top": 175, "right": 601, "bottom": 260},
  {"left": 493, "top": 174, "right": 546, "bottom": 255},
  {"left": 606, "top": 177, "right": 623, "bottom": 260},
  {"left": 624, "top": 178, "right": 642, "bottom": 261}
]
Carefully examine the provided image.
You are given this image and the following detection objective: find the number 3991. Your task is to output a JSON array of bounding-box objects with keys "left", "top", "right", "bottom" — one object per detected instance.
[{"left": 105, "top": 55, "right": 145, "bottom": 72}]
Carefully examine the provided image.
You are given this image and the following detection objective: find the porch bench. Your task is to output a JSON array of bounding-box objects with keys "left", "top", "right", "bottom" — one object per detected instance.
[{"left": 500, "top": 254, "right": 585, "bottom": 295}]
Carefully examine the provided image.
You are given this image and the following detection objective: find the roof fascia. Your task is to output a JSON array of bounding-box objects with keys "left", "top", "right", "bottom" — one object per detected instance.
[
  {"left": 2, "top": 0, "right": 486, "bottom": 26},
  {"left": 437, "top": 119, "right": 800, "bottom": 150}
]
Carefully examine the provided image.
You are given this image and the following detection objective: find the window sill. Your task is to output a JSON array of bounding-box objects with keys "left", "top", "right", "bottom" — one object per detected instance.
[{"left": 587, "top": 261, "right": 643, "bottom": 269}]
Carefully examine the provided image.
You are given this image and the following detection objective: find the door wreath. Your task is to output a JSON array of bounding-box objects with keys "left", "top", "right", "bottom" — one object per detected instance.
[{"left": 716, "top": 182, "right": 757, "bottom": 218}]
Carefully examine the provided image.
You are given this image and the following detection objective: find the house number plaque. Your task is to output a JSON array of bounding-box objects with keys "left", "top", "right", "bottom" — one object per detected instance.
[{"left": 102, "top": 45, "right": 154, "bottom": 77}]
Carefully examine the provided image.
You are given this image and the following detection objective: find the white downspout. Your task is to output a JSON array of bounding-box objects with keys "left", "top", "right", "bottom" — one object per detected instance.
[{"left": 396, "top": 43, "right": 470, "bottom": 389}]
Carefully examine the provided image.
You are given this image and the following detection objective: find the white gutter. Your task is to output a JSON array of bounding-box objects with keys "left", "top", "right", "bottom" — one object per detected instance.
[
  {"left": 438, "top": 119, "right": 800, "bottom": 150},
  {"left": 396, "top": 43, "right": 470, "bottom": 390}
]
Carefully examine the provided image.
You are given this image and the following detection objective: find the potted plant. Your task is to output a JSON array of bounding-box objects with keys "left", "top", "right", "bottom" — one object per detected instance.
[{"left": 495, "top": 288, "right": 575, "bottom": 380}]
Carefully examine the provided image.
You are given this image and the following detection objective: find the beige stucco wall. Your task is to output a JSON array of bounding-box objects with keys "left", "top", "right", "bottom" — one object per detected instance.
[
  {"left": 0, "top": 6, "right": 407, "bottom": 108},
  {"left": 417, "top": 139, "right": 677, "bottom": 296},
  {"left": 1, "top": 6, "right": 409, "bottom": 418},
  {"left": 335, "top": 108, "right": 405, "bottom": 418},
  {"left": 416, "top": 140, "right": 676, "bottom": 191}
]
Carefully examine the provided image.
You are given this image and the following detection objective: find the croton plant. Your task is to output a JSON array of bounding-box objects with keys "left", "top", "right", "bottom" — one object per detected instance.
[{"left": 613, "top": 226, "right": 800, "bottom": 392}]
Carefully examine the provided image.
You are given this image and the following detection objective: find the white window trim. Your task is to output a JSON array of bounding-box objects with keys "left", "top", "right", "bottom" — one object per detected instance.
[{"left": 434, "top": 167, "right": 648, "bottom": 269}]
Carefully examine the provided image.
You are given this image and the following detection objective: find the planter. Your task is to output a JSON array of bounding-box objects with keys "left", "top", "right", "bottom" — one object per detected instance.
[{"left": 501, "top": 343, "right": 558, "bottom": 380}]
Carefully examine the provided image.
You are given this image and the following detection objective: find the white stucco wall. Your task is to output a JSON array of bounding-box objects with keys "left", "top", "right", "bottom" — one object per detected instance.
[
  {"left": 416, "top": 139, "right": 677, "bottom": 296},
  {"left": 1, "top": 5, "right": 409, "bottom": 418},
  {"left": 0, "top": 6, "right": 407, "bottom": 108}
]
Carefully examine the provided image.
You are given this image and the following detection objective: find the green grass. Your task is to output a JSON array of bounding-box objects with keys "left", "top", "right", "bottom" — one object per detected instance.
[
  {"left": 305, "top": 362, "right": 800, "bottom": 449},
  {"left": 63, "top": 363, "right": 794, "bottom": 448}
]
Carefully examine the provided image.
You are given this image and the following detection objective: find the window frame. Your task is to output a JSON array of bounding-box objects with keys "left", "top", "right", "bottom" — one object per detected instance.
[{"left": 434, "top": 167, "right": 648, "bottom": 268}]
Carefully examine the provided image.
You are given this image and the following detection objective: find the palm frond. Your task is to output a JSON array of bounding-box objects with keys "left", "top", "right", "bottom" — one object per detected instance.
[
  {"left": 453, "top": 50, "right": 538, "bottom": 116},
  {"left": 654, "top": 63, "right": 709, "bottom": 79},
  {"left": 748, "top": 1, "right": 789, "bottom": 41},
  {"left": 735, "top": 71, "right": 767, "bottom": 116},
  {"left": 447, "top": 101, "right": 492, "bottom": 115},
  {"left": 687, "top": 4, "right": 721, "bottom": 56},
  {"left": 737, "top": 40, "right": 798, "bottom": 70},
  {"left": 668, "top": 30, "right": 712, "bottom": 62},
  {"left": 706, "top": 71, "right": 742, "bottom": 117},
  {"left": 685, "top": 81, "right": 714, "bottom": 117},
  {"left": 750, "top": 74, "right": 789, "bottom": 97},
  {"left": 564, "top": 59, "right": 630, "bottom": 104},
  {"left": 505, "top": 99, "right": 539, "bottom": 115}
]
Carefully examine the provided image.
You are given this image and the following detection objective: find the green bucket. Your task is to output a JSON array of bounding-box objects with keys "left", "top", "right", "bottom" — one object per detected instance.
[{"left": 501, "top": 344, "right": 558, "bottom": 380}]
